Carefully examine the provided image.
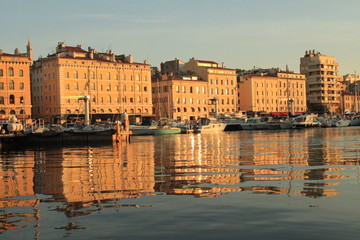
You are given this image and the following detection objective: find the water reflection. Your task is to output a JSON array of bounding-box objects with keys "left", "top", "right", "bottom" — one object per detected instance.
[{"left": 1, "top": 127, "right": 360, "bottom": 236}]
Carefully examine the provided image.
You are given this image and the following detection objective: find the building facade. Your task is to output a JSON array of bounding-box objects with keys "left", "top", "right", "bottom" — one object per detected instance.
[
  {"left": 152, "top": 74, "right": 209, "bottom": 121},
  {"left": 238, "top": 69, "right": 307, "bottom": 115},
  {"left": 300, "top": 50, "right": 343, "bottom": 113},
  {"left": 31, "top": 42, "right": 153, "bottom": 124},
  {"left": 0, "top": 39, "right": 32, "bottom": 123},
  {"left": 180, "top": 58, "right": 238, "bottom": 117}
]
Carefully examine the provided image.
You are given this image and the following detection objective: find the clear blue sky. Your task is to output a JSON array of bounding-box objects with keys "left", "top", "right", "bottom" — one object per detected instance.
[{"left": 1, "top": 0, "right": 360, "bottom": 74}]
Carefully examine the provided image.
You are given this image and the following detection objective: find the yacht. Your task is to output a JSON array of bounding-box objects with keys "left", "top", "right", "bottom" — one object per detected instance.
[{"left": 193, "top": 117, "right": 226, "bottom": 133}]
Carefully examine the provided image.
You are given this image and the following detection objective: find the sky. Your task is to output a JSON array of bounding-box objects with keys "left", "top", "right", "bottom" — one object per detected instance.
[{"left": 1, "top": 0, "right": 360, "bottom": 74}]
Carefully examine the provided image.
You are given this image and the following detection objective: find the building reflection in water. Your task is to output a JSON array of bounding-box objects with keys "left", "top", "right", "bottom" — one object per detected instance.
[{"left": 1, "top": 127, "right": 360, "bottom": 235}]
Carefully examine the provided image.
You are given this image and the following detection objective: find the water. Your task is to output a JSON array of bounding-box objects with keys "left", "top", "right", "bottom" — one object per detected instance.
[{"left": 1, "top": 127, "right": 360, "bottom": 240}]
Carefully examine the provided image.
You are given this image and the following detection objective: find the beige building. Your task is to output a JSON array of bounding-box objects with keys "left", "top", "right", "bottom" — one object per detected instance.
[
  {"left": 300, "top": 50, "right": 343, "bottom": 113},
  {"left": 342, "top": 92, "right": 360, "bottom": 113},
  {"left": 180, "top": 58, "right": 238, "bottom": 116},
  {"left": 31, "top": 42, "right": 153, "bottom": 124},
  {"left": 152, "top": 58, "right": 237, "bottom": 120},
  {"left": 152, "top": 74, "right": 210, "bottom": 121},
  {"left": 0, "top": 39, "right": 32, "bottom": 123},
  {"left": 238, "top": 69, "right": 307, "bottom": 115}
]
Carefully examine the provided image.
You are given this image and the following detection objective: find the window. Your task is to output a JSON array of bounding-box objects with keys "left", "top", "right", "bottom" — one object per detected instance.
[
  {"left": 20, "top": 82, "right": 24, "bottom": 90},
  {"left": 9, "top": 80, "right": 14, "bottom": 90},
  {"left": 66, "top": 72, "right": 70, "bottom": 78},
  {"left": 9, "top": 94, "right": 15, "bottom": 104},
  {"left": 90, "top": 72, "right": 95, "bottom": 79},
  {"left": 0, "top": 96, "right": 4, "bottom": 104},
  {"left": 83, "top": 73, "right": 87, "bottom": 79},
  {"left": 66, "top": 84, "right": 70, "bottom": 90},
  {"left": 20, "top": 96, "right": 24, "bottom": 103},
  {"left": 106, "top": 72, "right": 110, "bottom": 80},
  {"left": 19, "top": 70, "right": 23, "bottom": 77},
  {"left": 8, "top": 67, "right": 14, "bottom": 76},
  {"left": 74, "top": 71, "right": 78, "bottom": 78},
  {"left": 0, "top": 82, "right": 4, "bottom": 90},
  {"left": 74, "top": 82, "right": 79, "bottom": 90},
  {"left": 0, "top": 69, "right": 3, "bottom": 76},
  {"left": 136, "top": 74, "right": 140, "bottom": 81}
]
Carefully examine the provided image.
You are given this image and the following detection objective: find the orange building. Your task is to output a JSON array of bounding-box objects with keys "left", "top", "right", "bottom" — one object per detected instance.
[
  {"left": 238, "top": 69, "right": 307, "bottom": 114},
  {"left": 31, "top": 42, "right": 153, "bottom": 124},
  {"left": 0, "top": 39, "right": 32, "bottom": 123}
]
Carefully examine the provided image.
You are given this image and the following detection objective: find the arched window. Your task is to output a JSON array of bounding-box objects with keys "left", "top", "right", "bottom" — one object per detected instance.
[
  {"left": 10, "top": 110, "right": 15, "bottom": 114},
  {"left": 0, "top": 110, "right": 5, "bottom": 114},
  {"left": 74, "top": 71, "right": 78, "bottom": 78},
  {"left": 8, "top": 67, "right": 14, "bottom": 76},
  {"left": 74, "top": 82, "right": 79, "bottom": 90},
  {"left": 9, "top": 80, "right": 14, "bottom": 90},
  {"left": 9, "top": 95, "right": 15, "bottom": 104},
  {"left": 90, "top": 72, "right": 95, "bottom": 79}
]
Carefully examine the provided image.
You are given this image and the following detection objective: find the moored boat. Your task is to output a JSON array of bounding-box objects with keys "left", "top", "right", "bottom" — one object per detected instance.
[{"left": 193, "top": 117, "right": 226, "bottom": 133}]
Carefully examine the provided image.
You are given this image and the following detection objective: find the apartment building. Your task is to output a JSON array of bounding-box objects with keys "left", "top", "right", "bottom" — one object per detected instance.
[
  {"left": 152, "top": 74, "right": 209, "bottom": 121},
  {"left": 31, "top": 42, "right": 153, "bottom": 124},
  {"left": 180, "top": 58, "right": 238, "bottom": 116},
  {"left": 238, "top": 69, "right": 307, "bottom": 115},
  {"left": 0, "top": 39, "right": 32, "bottom": 123},
  {"left": 300, "top": 50, "right": 343, "bottom": 113}
]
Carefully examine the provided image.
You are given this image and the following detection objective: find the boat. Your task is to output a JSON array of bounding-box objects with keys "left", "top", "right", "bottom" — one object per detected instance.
[
  {"left": 240, "top": 117, "right": 262, "bottom": 130},
  {"left": 152, "top": 119, "right": 181, "bottom": 135},
  {"left": 292, "top": 114, "right": 320, "bottom": 128},
  {"left": 321, "top": 116, "right": 351, "bottom": 128},
  {"left": 350, "top": 115, "right": 360, "bottom": 126},
  {"left": 334, "top": 118, "right": 351, "bottom": 127},
  {"left": 253, "top": 116, "right": 273, "bottom": 130},
  {"left": 193, "top": 117, "right": 226, "bottom": 133},
  {"left": 223, "top": 117, "right": 247, "bottom": 131}
]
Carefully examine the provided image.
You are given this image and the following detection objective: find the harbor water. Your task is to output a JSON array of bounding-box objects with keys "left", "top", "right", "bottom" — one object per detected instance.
[{"left": 1, "top": 127, "right": 360, "bottom": 239}]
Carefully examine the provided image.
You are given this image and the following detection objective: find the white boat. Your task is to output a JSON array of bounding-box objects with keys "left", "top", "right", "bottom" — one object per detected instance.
[
  {"left": 193, "top": 117, "right": 226, "bottom": 133},
  {"left": 334, "top": 118, "right": 351, "bottom": 127},
  {"left": 292, "top": 114, "right": 320, "bottom": 128}
]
